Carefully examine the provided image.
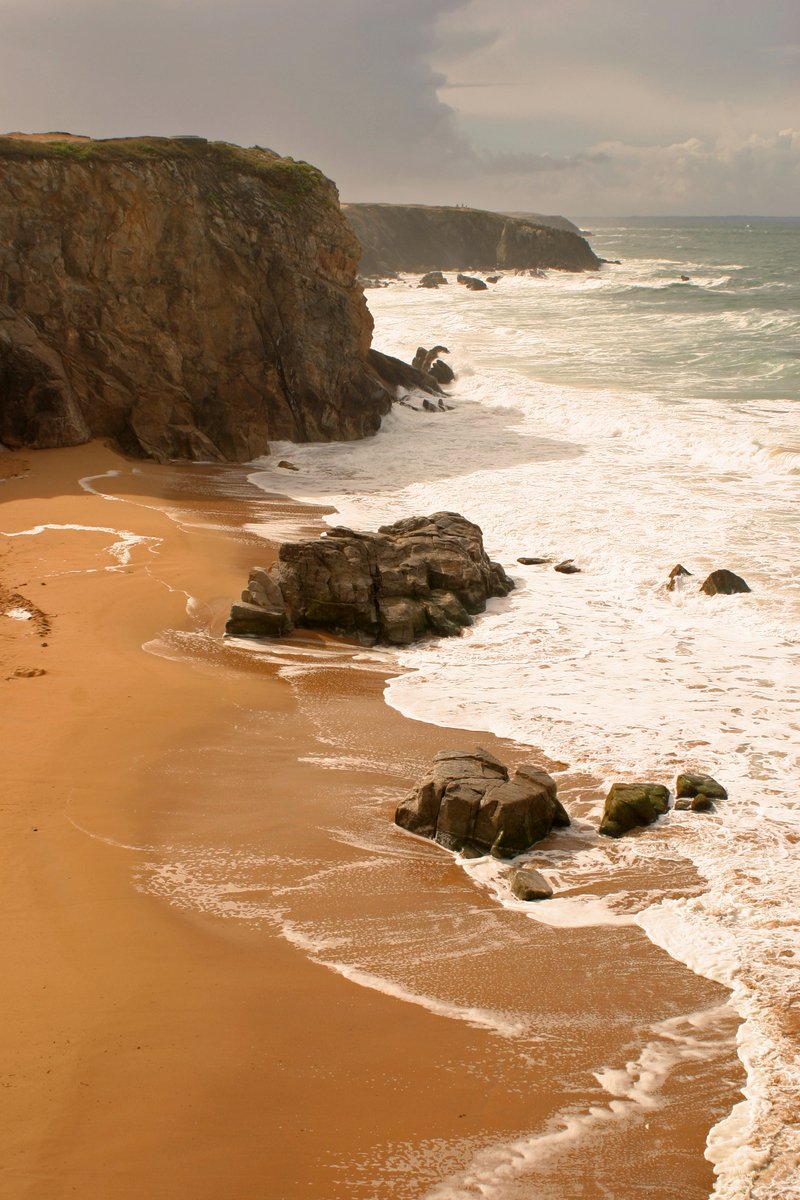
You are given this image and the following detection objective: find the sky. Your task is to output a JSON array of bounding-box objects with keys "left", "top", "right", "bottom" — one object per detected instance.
[{"left": 1, "top": 0, "right": 798, "bottom": 216}]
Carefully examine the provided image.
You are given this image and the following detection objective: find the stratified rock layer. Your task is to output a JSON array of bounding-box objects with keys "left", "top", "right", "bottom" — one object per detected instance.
[
  {"left": 0, "top": 134, "right": 393, "bottom": 459},
  {"left": 395, "top": 748, "right": 570, "bottom": 858},
  {"left": 226, "top": 512, "right": 514, "bottom": 646},
  {"left": 343, "top": 203, "right": 601, "bottom": 276}
]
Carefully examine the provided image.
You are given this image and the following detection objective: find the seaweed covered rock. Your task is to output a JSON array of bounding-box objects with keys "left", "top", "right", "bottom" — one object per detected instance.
[
  {"left": 225, "top": 512, "right": 514, "bottom": 646},
  {"left": 674, "top": 772, "right": 727, "bottom": 811},
  {"left": 395, "top": 748, "right": 569, "bottom": 858},
  {"left": 599, "top": 782, "right": 671, "bottom": 838}
]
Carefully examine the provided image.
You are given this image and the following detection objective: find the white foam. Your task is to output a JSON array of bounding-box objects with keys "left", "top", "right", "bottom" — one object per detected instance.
[
  {"left": 5, "top": 607, "right": 32, "bottom": 621},
  {"left": 422, "top": 1005, "right": 737, "bottom": 1198},
  {"left": 277, "top": 917, "right": 529, "bottom": 1038},
  {"left": 246, "top": 259, "right": 799, "bottom": 1197},
  {"left": 1, "top": 522, "right": 160, "bottom": 567}
]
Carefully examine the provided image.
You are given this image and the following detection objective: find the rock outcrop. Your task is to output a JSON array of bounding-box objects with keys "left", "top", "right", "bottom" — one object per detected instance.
[
  {"left": 674, "top": 772, "right": 727, "bottom": 811},
  {"left": 343, "top": 203, "right": 601, "bottom": 276},
  {"left": 509, "top": 867, "right": 553, "bottom": 901},
  {"left": 394, "top": 748, "right": 570, "bottom": 857},
  {"left": 0, "top": 133, "right": 396, "bottom": 460},
  {"left": 599, "top": 783, "right": 671, "bottom": 838},
  {"left": 667, "top": 564, "right": 692, "bottom": 591},
  {"left": 226, "top": 511, "right": 515, "bottom": 646},
  {"left": 700, "top": 569, "right": 751, "bottom": 596}
]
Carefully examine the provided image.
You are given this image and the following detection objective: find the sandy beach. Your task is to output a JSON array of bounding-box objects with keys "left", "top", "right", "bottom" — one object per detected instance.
[{"left": 1, "top": 442, "right": 743, "bottom": 1200}]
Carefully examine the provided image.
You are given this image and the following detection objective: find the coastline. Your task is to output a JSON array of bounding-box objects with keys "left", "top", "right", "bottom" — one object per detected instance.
[{"left": 1, "top": 442, "right": 743, "bottom": 1199}]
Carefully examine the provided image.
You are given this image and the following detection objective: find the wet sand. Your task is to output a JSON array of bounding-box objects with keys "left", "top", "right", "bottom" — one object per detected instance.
[{"left": 0, "top": 443, "right": 742, "bottom": 1199}]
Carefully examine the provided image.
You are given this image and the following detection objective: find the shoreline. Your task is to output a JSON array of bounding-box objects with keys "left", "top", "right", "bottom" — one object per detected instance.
[{"left": 0, "top": 442, "right": 743, "bottom": 1199}]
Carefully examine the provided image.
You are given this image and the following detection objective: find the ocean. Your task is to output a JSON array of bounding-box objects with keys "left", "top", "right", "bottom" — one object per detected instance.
[{"left": 238, "top": 218, "right": 800, "bottom": 1198}]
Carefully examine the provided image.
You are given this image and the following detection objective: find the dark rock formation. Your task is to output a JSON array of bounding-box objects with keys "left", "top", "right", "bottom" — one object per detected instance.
[
  {"left": 700, "top": 569, "right": 751, "bottom": 596},
  {"left": 667, "top": 564, "right": 693, "bottom": 591},
  {"left": 429, "top": 359, "right": 455, "bottom": 385},
  {"left": 674, "top": 772, "right": 727, "bottom": 811},
  {"left": 226, "top": 511, "right": 515, "bottom": 646},
  {"left": 412, "top": 345, "right": 454, "bottom": 386},
  {"left": 367, "top": 348, "right": 442, "bottom": 396},
  {"left": 518, "top": 557, "right": 549, "bottom": 565},
  {"left": 509, "top": 867, "right": 553, "bottom": 901},
  {"left": 599, "top": 783, "right": 671, "bottom": 838},
  {"left": 343, "top": 203, "right": 601, "bottom": 276},
  {"left": 554, "top": 560, "right": 581, "bottom": 574},
  {"left": 457, "top": 273, "right": 488, "bottom": 291},
  {"left": 394, "top": 748, "right": 569, "bottom": 857},
  {"left": 0, "top": 133, "right": 395, "bottom": 460},
  {"left": 419, "top": 271, "right": 448, "bottom": 288},
  {"left": 486, "top": 275, "right": 502, "bottom": 284}
]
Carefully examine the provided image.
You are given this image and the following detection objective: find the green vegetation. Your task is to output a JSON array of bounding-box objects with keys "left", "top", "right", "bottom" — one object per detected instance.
[{"left": 0, "top": 136, "right": 337, "bottom": 207}]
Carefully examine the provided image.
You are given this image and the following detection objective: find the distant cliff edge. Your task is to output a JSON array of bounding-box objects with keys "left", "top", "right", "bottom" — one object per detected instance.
[
  {"left": 343, "top": 203, "right": 600, "bottom": 276},
  {"left": 0, "top": 134, "right": 395, "bottom": 461}
]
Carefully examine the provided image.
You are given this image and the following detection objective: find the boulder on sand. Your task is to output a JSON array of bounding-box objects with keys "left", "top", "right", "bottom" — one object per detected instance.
[
  {"left": 599, "top": 782, "right": 671, "bottom": 838},
  {"left": 395, "top": 748, "right": 570, "bottom": 858},
  {"left": 225, "top": 512, "right": 514, "bottom": 646},
  {"left": 509, "top": 867, "right": 553, "bottom": 901}
]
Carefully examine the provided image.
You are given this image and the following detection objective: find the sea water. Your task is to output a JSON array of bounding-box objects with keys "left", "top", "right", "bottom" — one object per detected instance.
[{"left": 246, "top": 218, "right": 799, "bottom": 1198}]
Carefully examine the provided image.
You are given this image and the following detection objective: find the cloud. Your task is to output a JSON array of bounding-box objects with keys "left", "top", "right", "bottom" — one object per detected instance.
[
  {"left": 0, "top": 0, "right": 475, "bottom": 187},
  {"left": 0, "top": 0, "right": 798, "bottom": 213},
  {"left": 467, "top": 130, "right": 800, "bottom": 215}
]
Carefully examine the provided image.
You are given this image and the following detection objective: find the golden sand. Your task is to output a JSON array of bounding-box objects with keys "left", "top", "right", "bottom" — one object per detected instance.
[{"left": 0, "top": 443, "right": 741, "bottom": 1199}]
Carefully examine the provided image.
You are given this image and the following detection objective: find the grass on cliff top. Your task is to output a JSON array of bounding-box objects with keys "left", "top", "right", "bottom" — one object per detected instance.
[{"left": 0, "top": 135, "right": 333, "bottom": 202}]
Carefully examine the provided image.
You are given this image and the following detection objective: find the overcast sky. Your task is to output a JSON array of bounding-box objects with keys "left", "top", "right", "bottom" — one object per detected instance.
[{"left": 1, "top": 0, "right": 798, "bottom": 216}]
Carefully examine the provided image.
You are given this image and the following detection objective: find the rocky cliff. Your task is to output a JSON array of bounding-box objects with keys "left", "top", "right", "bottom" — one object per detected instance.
[
  {"left": 0, "top": 134, "right": 394, "bottom": 460},
  {"left": 343, "top": 203, "right": 600, "bottom": 276}
]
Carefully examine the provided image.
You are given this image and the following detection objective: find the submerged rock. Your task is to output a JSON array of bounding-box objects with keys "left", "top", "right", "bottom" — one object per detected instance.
[
  {"left": 456, "top": 274, "right": 488, "bottom": 291},
  {"left": 226, "top": 511, "right": 514, "bottom": 646},
  {"left": 517, "top": 557, "right": 549, "bottom": 566},
  {"left": 667, "top": 564, "right": 693, "bottom": 591},
  {"left": 599, "top": 783, "right": 671, "bottom": 838},
  {"left": 419, "top": 271, "right": 448, "bottom": 288},
  {"left": 554, "top": 560, "right": 581, "bottom": 574},
  {"left": 395, "top": 748, "right": 569, "bottom": 858},
  {"left": 700, "top": 569, "right": 751, "bottom": 596}
]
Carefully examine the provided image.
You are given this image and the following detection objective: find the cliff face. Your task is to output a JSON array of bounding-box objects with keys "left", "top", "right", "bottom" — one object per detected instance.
[
  {"left": 343, "top": 203, "right": 600, "bottom": 276},
  {"left": 0, "top": 135, "right": 392, "bottom": 460}
]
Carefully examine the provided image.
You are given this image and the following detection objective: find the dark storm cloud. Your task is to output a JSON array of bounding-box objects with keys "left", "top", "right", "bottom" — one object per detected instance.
[
  {"left": 1, "top": 0, "right": 798, "bottom": 212},
  {"left": 0, "top": 0, "right": 474, "bottom": 183}
]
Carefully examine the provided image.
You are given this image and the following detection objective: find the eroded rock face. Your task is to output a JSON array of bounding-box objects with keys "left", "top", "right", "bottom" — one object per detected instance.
[
  {"left": 599, "top": 783, "right": 671, "bottom": 838},
  {"left": 0, "top": 134, "right": 394, "bottom": 460},
  {"left": 343, "top": 204, "right": 601, "bottom": 276},
  {"left": 226, "top": 512, "right": 515, "bottom": 646},
  {"left": 394, "top": 748, "right": 570, "bottom": 857}
]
